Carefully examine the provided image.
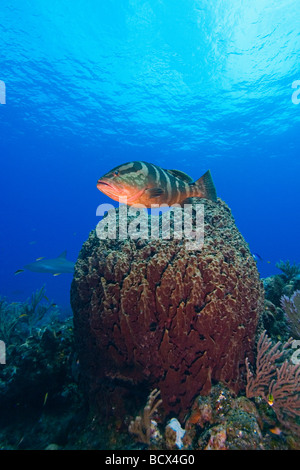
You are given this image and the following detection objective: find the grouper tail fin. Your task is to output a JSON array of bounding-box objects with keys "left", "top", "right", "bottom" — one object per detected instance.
[{"left": 194, "top": 170, "right": 217, "bottom": 202}]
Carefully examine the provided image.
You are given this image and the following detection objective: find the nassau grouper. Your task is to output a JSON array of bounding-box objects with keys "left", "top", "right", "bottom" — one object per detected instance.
[{"left": 97, "top": 161, "right": 217, "bottom": 207}]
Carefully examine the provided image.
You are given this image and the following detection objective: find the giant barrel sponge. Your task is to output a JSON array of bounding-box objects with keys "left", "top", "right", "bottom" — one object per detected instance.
[{"left": 71, "top": 198, "right": 264, "bottom": 418}]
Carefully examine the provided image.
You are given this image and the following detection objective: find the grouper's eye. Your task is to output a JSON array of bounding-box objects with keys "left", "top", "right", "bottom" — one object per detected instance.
[{"left": 114, "top": 170, "right": 119, "bottom": 176}]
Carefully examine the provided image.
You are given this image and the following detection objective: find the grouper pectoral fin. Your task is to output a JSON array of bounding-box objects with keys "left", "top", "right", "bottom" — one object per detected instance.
[{"left": 146, "top": 188, "right": 165, "bottom": 198}]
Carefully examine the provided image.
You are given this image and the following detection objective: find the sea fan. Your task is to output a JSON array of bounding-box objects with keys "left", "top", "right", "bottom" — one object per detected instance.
[
  {"left": 276, "top": 260, "right": 300, "bottom": 282},
  {"left": 280, "top": 290, "right": 300, "bottom": 338}
]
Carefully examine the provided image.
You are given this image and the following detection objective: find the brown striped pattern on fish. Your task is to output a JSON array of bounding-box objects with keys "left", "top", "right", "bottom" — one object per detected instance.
[{"left": 97, "top": 161, "right": 217, "bottom": 207}]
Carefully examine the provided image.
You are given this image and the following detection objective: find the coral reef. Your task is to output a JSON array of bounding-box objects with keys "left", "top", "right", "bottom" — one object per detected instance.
[
  {"left": 165, "top": 418, "right": 186, "bottom": 449},
  {"left": 0, "top": 297, "right": 23, "bottom": 344},
  {"left": 246, "top": 330, "right": 300, "bottom": 436},
  {"left": 281, "top": 290, "right": 300, "bottom": 339},
  {"left": 128, "top": 383, "right": 296, "bottom": 450},
  {"left": 128, "top": 388, "right": 162, "bottom": 445},
  {"left": 0, "top": 291, "right": 89, "bottom": 450},
  {"left": 71, "top": 198, "right": 264, "bottom": 418},
  {"left": 0, "top": 317, "right": 77, "bottom": 413},
  {"left": 260, "top": 263, "right": 300, "bottom": 341},
  {"left": 264, "top": 261, "right": 300, "bottom": 309},
  {"left": 0, "top": 286, "right": 59, "bottom": 345},
  {"left": 0, "top": 274, "right": 299, "bottom": 449},
  {"left": 276, "top": 260, "right": 300, "bottom": 283}
]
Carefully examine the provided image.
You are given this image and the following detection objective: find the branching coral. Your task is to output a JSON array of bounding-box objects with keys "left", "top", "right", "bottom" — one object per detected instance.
[
  {"left": 276, "top": 260, "right": 300, "bottom": 282},
  {"left": 246, "top": 330, "right": 300, "bottom": 435},
  {"left": 268, "top": 360, "right": 300, "bottom": 435},
  {"left": 245, "top": 331, "right": 292, "bottom": 399},
  {"left": 0, "top": 286, "right": 59, "bottom": 345},
  {"left": 281, "top": 290, "right": 300, "bottom": 338},
  {"left": 0, "top": 298, "right": 23, "bottom": 343},
  {"left": 128, "top": 388, "right": 162, "bottom": 444},
  {"left": 22, "top": 285, "right": 59, "bottom": 335}
]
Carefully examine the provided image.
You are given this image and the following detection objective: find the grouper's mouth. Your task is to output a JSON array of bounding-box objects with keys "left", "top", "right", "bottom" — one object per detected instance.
[
  {"left": 97, "top": 179, "right": 115, "bottom": 192},
  {"left": 97, "top": 180, "right": 110, "bottom": 187},
  {"left": 97, "top": 178, "right": 146, "bottom": 204}
]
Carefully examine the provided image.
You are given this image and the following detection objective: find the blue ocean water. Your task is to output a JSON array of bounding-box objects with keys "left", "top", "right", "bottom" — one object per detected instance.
[{"left": 0, "top": 0, "right": 299, "bottom": 311}]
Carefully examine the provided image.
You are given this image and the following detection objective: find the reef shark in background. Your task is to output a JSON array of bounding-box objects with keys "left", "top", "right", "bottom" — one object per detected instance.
[
  {"left": 97, "top": 161, "right": 217, "bottom": 207},
  {"left": 15, "top": 251, "right": 75, "bottom": 276}
]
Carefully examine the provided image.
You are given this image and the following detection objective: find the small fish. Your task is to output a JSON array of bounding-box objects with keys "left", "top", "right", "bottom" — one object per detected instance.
[
  {"left": 43, "top": 392, "right": 48, "bottom": 406},
  {"left": 97, "top": 161, "right": 217, "bottom": 207},
  {"left": 17, "top": 436, "right": 25, "bottom": 447},
  {"left": 252, "top": 253, "right": 272, "bottom": 264},
  {"left": 252, "top": 253, "right": 263, "bottom": 262},
  {"left": 36, "top": 257, "right": 45, "bottom": 261},
  {"left": 270, "top": 426, "right": 282, "bottom": 436},
  {"left": 14, "top": 269, "right": 24, "bottom": 275},
  {"left": 267, "top": 394, "right": 274, "bottom": 406}
]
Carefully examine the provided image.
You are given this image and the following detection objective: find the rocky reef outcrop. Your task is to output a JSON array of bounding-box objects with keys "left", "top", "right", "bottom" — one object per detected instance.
[{"left": 71, "top": 198, "right": 264, "bottom": 418}]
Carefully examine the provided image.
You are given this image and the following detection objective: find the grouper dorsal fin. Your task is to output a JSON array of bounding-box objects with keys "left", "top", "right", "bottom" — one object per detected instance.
[
  {"left": 57, "top": 250, "right": 67, "bottom": 259},
  {"left": 165, "top": 169, "right": 194, "bottom": 183}
]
